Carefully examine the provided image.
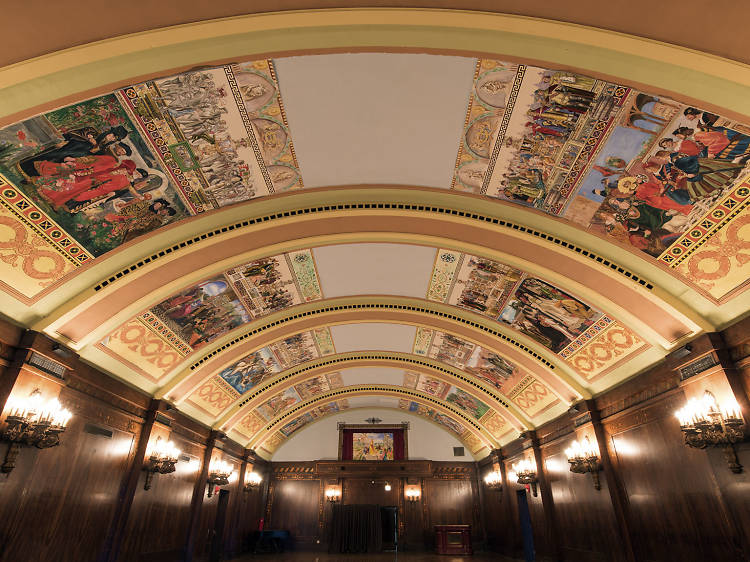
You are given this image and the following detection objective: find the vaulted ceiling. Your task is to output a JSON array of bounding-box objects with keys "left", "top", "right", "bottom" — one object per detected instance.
[{"left": 2, "top": 6, "right": 749, "bottom": 459}]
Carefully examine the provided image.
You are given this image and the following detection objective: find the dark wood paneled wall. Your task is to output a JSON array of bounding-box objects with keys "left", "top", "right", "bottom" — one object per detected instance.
[
  {"left": 480, "top": 326, "right": 750, "bottom": 562},
  {"left": 0, "top": 319, "right": 749, "bottom": 561},
  {"left": 0, "top": 328, "right": 268, "bottom": 562},
  {"left": 264, "top": 460, "right": 482, "bottom": 551}
]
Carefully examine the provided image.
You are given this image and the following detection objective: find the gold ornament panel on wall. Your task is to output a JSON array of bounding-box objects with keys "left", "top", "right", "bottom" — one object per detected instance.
[
  {"left": 98, "top": 248, "right": 323, "bottom": 379},
  {"left": 452, "top": 59, "right": 750, "bottom": 301}
]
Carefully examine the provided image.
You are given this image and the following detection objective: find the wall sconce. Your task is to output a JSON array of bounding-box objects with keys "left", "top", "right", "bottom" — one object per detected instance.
[
  {"left": 405, "top": 487, "right": 421, "bottom": 502},
  {"left": 565, "top": 436, "right": 602, "bottom": 490},
  {"left": 483, "top": 470, "right": 502, "bottom": 491},
  {"left": 1, "top": 389, "right": 72, "bottom": 474},
  {"left": 325, "top": 487, "right": 341, "bottom": 503},
  {"left": 143, "top": 436, "right": 180, "bottom": 490},
  {"left": 675, "top": 391, "right": 745, "bottom": 473},
  {"left": 244, "top": 471, "right": 262, "bottom": 492},
  {"left": 512, "top": 458, "right": 538, "bottom": 497},
  {"left": 207, "top": 458, "right": 234, "bottom": 497},
  {"left": 384, "top": 482, "right": 392, "bottom": 491}
]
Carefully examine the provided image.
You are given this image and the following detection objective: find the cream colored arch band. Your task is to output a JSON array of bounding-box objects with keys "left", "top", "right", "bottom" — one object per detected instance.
[{"left": 2, "top": 9, "right": 750, "bottom": 122}]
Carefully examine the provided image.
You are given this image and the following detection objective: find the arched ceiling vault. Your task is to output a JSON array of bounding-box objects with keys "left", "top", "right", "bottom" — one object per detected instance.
[{"left": 2, "top": 8, "right": 750, "bottom": 456}]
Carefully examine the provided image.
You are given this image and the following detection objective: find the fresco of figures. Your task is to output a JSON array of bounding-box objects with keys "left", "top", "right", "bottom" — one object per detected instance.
[
  {"left": 118, "top": 248, "right": 321, "bottom": 357},
  {"left": 0, "top": 60, "right": 300, "bottom": 260},
  {"left": 0, "top": 95, "right": 190, "bottom": 256},
  {"left": 402, "top": 370, "right": 488, "bottom": 419},
  {"left": 398, "top": 399, "right": 466, "bottom": 435},
  {"left": 412, "top": 327, "right": 561, "bottom": 417},
  {"left": 255, "top": 371, "right": 344, "bottom": 421},
  {"left": 216, "top": 329, "right": 336, "bottom": 394},
  {"left": 121, "top": 60, "right": 301, "bottom": 211},
  {"left": 427, "top": 249, "right": 608, "bottom": 355},
  {"left": 278, "top": 399, "right": 349, "bottom": 437},
  {"left": 454, "top": 59, "right": 750, "bottom": 268},
  {"left": 152, "top": 277, "right": 250, "bottom": 349}
]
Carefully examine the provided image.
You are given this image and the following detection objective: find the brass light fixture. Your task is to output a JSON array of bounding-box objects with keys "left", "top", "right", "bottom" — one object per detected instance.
[
  {"left": 207, "top": 458, "right": 234, "bottom": 497},
  {"left": 405, "top": 487, "right": 421, "bottom": 502},
  {"left": 512, "top": 458, "right": 538, "bottom": 497},
  {"left": 675, "top": 391, "right": 745, "bottom": 473},
  {"left": 143, "top": 436, "right": 181, "bottom": 490},
  {"left": 565, "top": 436, "right": 602, "bottom": 490},
  {"left": 483, "top": 470, "right": 503, "bottom": 492},
  {"left": 1, "top": 389, "right": 72, "bottom": 474},
  {"left": 244, "top": 471, "right": 262, "bottom": 492},
  {"left": 325, "top": 487, "right": 341, "bottom": 502}
]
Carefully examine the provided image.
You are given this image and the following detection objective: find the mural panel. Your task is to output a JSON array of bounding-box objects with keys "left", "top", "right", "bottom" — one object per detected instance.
[
  {"left": 398, "top": 399, "right": 466, "bottom": 435},
  {"left": 454, "top": 59, "right": 750, "bottom": 299},
  {"left": 0, "top": 60, "right": 300, "bottom": 300},
  {"left": 413, "top": 327, "right": 560, "bottom": 417},
  {"left": 101, "top": 249, "right": 323, "bottom": 379},
  {"left": 425, "top": 249, "right": 643, "bottom": 375},
  {"left": 184, "top": 327, "right": 334, "bottom": 418}
]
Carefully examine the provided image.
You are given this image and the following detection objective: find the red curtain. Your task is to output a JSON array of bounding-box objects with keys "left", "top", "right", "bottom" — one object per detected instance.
[
  {"left": 392, "top": 429, "right": 405, "bottom": 461},
  {"left": 341, "top": 429, "right": 354, "bottom": 460},
  {"left": 341, "top": 429, "right": 405, "bottom": 460}
]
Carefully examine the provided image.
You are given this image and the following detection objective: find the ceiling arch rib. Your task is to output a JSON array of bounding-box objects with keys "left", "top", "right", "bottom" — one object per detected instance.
[
  {"left": 34, "top": 192, "right": 708, "bottom": 347},
  {"left": 239, "top": 386, "right": 500, "bottom": 458},
  {"left": 202, "top": 349, "right": 542, "bottom": 430},
  {"left": 154, "top": 299, "right": 587, "bottom": 403},
  {"left": 268, "top": 405, "right": 487, "bottom": 461},
  {"left": 203, "top": 354, "right": 533, "bottom": 433}
]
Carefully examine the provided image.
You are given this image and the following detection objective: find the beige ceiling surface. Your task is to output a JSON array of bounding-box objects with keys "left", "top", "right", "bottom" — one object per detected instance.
[{"left": 0, "top": 8, "right": 749, "bottom": 459}]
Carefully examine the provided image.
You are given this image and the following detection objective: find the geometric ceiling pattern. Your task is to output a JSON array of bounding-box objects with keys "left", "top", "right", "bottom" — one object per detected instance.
[{"left": 1, "top": 9, "right": 749, "bottom": 459}]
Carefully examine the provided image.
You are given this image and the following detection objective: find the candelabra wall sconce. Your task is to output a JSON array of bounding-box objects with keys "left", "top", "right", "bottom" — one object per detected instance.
[
  {"left": 565, "top": 436, "right": 602, "bottom": 490},
  {"left": 1, "top": 389, "right": 72, "bottom": 474},
  {"left": 244, "top": 471, "right": 262, "bottom": 492},
  {"left": 483, "top": 470, "right": 503, "bottom": 492},
  {"left": 325, "top": 487, "right": 341, "bottom": 502},
  {"left": 512, "top": 458, "right": 538, "bottom": 497},
  {"left": 405, "top": 486, "right": 422, "bottom": 502},
  {"left": 143, "top": 437, "right": 180, "bottom": 490},
  {"left": 207, "top": 458, "right": 234, "bottom": 497},
  {"left": 675, "top": 391, "right": 745, "bottom": 473}
]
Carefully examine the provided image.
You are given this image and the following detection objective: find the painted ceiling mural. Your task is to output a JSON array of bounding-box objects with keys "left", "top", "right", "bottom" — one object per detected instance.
[
  {"left": 425, "top": 249, "right": 646, "bottom": 379},
  {"left": 0, "top": 46, "right": 749, "bottom": 457},
  {"left": 453, "top": 59, "right": 750, "bottom": 300},
  {"left": 99, "top": 248, "right": 322, "bottom": 381},
  {"left": 0, "top": 59, "right": 301, "bottom": 300}
]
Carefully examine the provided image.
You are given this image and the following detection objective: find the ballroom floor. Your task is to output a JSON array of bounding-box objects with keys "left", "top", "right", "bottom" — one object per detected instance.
[{"left": 237, "top": 553, "right": 519, "bottom": 561}]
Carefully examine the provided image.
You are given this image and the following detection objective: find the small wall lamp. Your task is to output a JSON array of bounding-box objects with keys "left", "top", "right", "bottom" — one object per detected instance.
[
  {"left": 675, "top": 391, "right": 744, "bottom": 473},
  {"left": 2, "top": 389, "right": 72, "bottom": 474},
  {"left": 484, "top": 470, "right": 502, "bottom": 491},
  {"left": 325, "top": 487, "right": 341, "bottom": 502},
  {"left": 244, "top": 471, "right": 262, "bottom": 492},
  {"left": 512, "top": 458, "right": 538, "bottom": 497},
  {"left": 207, "top": 458, "right": 234, "bottom": 497},
  {"left": 143, "top": 436, "right": 180, "bottom": 490},
  {"left": 405, "top": 487, "right": 421, "bottom": 502},
  {"left": 565, "top": 436, "right": 602, "bottom": 490}
]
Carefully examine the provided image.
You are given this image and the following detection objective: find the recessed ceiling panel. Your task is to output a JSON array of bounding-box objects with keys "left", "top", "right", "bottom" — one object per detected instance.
[
  {"left": 330, "top": 323, "right": 416, "bottom": 354},
  {"left": 274, "top": 53, "right": 476, "bottom": 187},
  {"left": 338, "top": 367, "right": 407, "bottom": 387},
  {"left": 313, "top": 243, "right": 436, "bottom": 298}
]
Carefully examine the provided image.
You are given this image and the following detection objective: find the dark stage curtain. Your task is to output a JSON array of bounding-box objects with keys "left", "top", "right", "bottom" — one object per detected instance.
[{"left": 329, "top": 504, "right": 383, "bottom": 553}]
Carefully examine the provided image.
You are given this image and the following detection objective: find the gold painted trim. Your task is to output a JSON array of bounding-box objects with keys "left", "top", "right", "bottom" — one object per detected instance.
[
  {"left": 241, "top": 385, "right": 498, "bottom": 449},
  {"left": 3, "top": 10, "right": 750, "bottom": 121}
]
